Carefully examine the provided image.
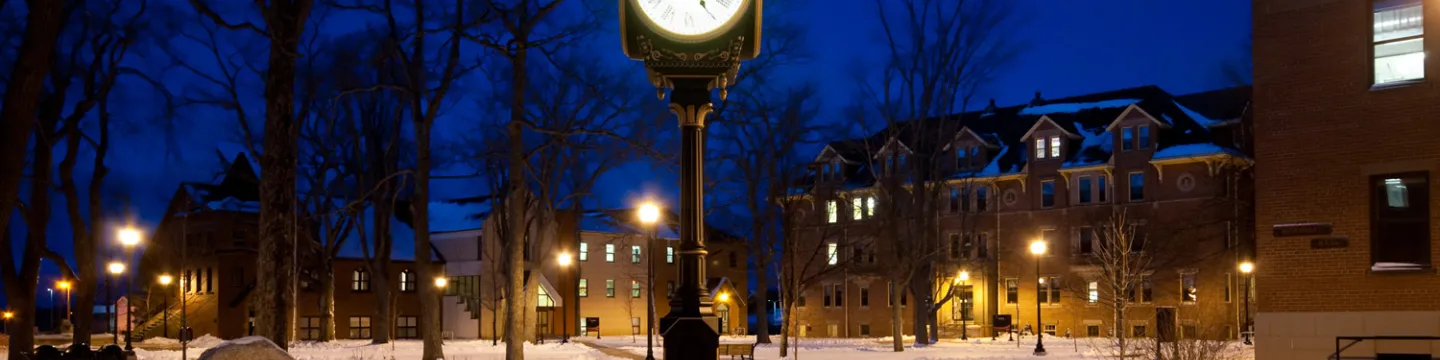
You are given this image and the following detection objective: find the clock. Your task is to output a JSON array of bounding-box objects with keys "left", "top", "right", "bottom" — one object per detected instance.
[{"left": 631, "top": 0, "right": 748, "bottom": 41}]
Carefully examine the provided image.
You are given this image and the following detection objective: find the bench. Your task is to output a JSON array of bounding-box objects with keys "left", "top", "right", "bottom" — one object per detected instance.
[{"left": 717, "top": 343, "right": 755, "bottom": 360}]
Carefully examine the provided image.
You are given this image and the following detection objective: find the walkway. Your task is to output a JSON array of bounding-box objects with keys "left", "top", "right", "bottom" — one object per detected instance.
[{"left": 577, "top": 341, "right": 645, "bottom": 360}]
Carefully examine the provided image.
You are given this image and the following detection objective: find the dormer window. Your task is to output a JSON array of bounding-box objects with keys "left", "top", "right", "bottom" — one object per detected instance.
[
  {"left": 1121, "top": 126, "right": 1151, "bottom": 151},
  {"left": 1122, "top": 127, "right": 1135, "bottom": 151},
  {"left": 957, "top": 145, "right": 984, "bottom": 170},
  {"left": 1034, "top": 136, "right": 1061, "bottom": 160}
]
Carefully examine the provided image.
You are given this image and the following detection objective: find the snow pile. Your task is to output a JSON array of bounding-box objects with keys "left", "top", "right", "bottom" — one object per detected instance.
[
  {"left": 1020, "top": 99, "right": 1140, "bottom": 116},
  {"left": 196, "top": 336, "right": 293, "bottom": 360},
  {"left": 1373, "top": 262, "right": 1428, "bottom": 271},
  {"left": 1173, "top": 100, "right": 1224, "bottom": 127},
  {"left": 188, "top": 334, "right": 226, "bottom": 348},
  {"left": 142, "top": 337, "right": 180, "bottom": 345}
]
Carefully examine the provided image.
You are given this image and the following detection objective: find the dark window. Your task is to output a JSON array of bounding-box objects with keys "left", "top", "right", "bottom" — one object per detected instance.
[
  {"left": 1005, "top": 279, "right": 1018, "bottom": 304},
  {"left": 396, "top": 316, "right": 418, "bottom": 339},
  {"left": 1078, "top": 227, "right": 1094, "bottom": 255},
  {"left": 976, "top": 233, "right": 989, "bottom": 258},
  {"left": 1087, "top": 325, "right": 1101, "bottom": 337},
  {"left": 1182, "top": 325, "right": 1199, "bottom": 339},
  {"left": 1078, "top": 176, "right": 1093, "bottom": 204},
  {"left": 970, "top": 147, "right": 982, "bottom": 168},
  {"left": 961, "top": 186, "right": 972, "bottom": 212},
  {"left": 667, "top": 281, "right": 674, "bottom": 299},
  {"left": 1121, "top": 127, "right": 1135, "bottom": 151},
  {"left": 1138, "top": 125, "right": 1151, "bottom": 148},
  {"left": 1098, "top": 175, "right": 1108, "bottom": 202},
  {"left": 299, "top": 317, "right": 321, "bottom": 340},
  {"left": 1038, "top": 277, "right": 1060, "bottom": 304},
  {"left": 976, "top": 187, "right": 988, "bottom": 212},
  {"left": 1132, "top": 225, "right": 1146, "bottom": 253},
  {"left": 824, "top": 285, "right": 833, "bottom": 307},
  {"left": 834, "top": 284, "right": 844, "bottom": 307},
  {"left": 860, "top": 287, "right": 870, "bottom": 307},
  {"left": 961, "top": 234, "right": 973, "bottom": 260},
  {"left": 956, "top": 147, "right": 968, "bottom": 169},
  {"left": 1371, "top": 172, "right": 1431, "bottom": 269},
  {"left": 1133, "top": 325, "right": 1146, "bottom": 338},
  {"left": 949, "top": 188, "right": 961, "bottom": 214},
  {"left": 1041, "top": 180, "right": 1056, "bottom": 208},
  {"left": 1142, "top": 275, "right": 1153, "bottom": 302},
  {"left": 348, "top": 317, "right": 372, "bottom": 339},
  {"left": 232, "top": 231, "right": 245, "bottom": 247},
  {"left": 860, "top": 324, "right": 871, "bottom": 337},
  {"left": 798, "top": 291, "right": 806, "bottom": 307},
  {"left": 949, "top": 234, "right": 962, "bottom": 259},
  {"left": 1129, "top": 172, "right": 1145, "bottom": 202},
  {"left": 729, "top": 252, "right": 738, "bottom": 268},
  {"left": 352, "top": 269, "right": 370, "bottom": 292}
]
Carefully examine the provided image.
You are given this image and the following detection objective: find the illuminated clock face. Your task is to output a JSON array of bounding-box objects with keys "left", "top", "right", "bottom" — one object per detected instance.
[{"left": 634, "top": 0, "right": 746, "bottom": 38}]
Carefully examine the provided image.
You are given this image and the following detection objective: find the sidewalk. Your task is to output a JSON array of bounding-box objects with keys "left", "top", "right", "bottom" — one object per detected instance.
[{"left": 576, "top": 340, "right": 645, "bottom": 360}]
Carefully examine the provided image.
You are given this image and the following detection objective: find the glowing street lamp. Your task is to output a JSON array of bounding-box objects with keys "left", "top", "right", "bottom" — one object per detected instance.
[
  {"left": 107, "top": 261, "right": 124, "bottom": 345},
  {"left": 1029, "top": 240, "right": 1047, "bottom": 356},
  {"left": 558, "top": 253, "right": 573, "bottom": 266},
  {"left": 956, "top": 270, "right": 970, "bottom": 341},
  {"left": 434, "top": 277, "right": 448, "bottom": 288},
  {"left": 118, "top": 227, "right": 142, "bottom": 247},
  {"left": 1239, "top": 262, "right": 1255, "bottom": 345},
  {"left": 716, "top": 292, "right": 730, "bottom": 302},
  {"left": 57, "top": 280, "right": 72, "bottom": 324},
  {"left": 2, "top": 311, "right": 11, "bottom": 335},
  {"left": 116, "top": 227, "right": 142, "bottom": 352},
  {"left": 637, "top": 202, "right": 661, "bottom": 360},
  {"left": 158, "top": 275, "right": 174, "bottom": 337}
]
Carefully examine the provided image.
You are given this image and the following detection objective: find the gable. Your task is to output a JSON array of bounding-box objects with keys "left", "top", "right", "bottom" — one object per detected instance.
[
  {"left": 1019, "top": 116, "right": 1081, "bottom": 142},
  {"left": 1105, "top": 104, "right": 1170, "bottom": 131}
]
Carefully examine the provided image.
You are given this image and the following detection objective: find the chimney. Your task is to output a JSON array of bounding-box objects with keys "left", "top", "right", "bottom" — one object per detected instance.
[
  {"left": 985, "top": 99, "right": 997, "bottom": 113},
  {"left": 1030, "top": 91, "right": 1044, "bottom": 106}
]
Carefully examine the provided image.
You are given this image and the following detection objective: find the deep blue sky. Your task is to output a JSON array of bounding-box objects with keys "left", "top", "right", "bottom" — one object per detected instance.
[{"left": 8, "top": 0, "right": 1252, "bottom": 297}]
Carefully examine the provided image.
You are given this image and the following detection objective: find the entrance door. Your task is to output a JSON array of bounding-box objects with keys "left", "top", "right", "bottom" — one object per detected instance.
[
  {"left": 717, "top": 304, "right": 730, "bottom": 335},
  {"left": 536, "top": 310, "right": 552, "bottom": 341}
]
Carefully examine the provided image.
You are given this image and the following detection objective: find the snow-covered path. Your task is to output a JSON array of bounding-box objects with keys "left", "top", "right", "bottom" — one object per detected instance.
[
  {"left": 587, "top": 335, "right": 1257, "bottom": 360},
  {"left": 133, "top": 339, "right": 617, "bottom": 360}
]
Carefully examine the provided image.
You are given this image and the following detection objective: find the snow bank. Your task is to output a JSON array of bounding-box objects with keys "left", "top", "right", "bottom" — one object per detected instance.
[
  {"left": 196, "top": 336, "right": 293, "bottom": 360},
  {"left": 142, "top": 337, "right": 180, "bottom": 345},
  {"left": 188, "top": 334, "right": 225, "bottom": 348}
]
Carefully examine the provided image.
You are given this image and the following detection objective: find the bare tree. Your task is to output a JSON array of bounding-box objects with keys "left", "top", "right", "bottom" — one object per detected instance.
[
  {"left": 0, "top": 1, "right": 68, "bottom": 355},
  {"left": 189, "top": 0, "right": 316, "bottom": 349},
  {"left": 857, "top": 0, "right": 1018, "bottom": 349}
]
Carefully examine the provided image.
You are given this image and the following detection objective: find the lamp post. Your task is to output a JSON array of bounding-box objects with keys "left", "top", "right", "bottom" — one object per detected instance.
[
  {"left": 956, "top": 270, "right": 970, "bottom": 341},
  {"left": 3, "top": 311, "right": 12, "bottom": 334},
  {"left": 1029, "top": 240, "right": 1047, "bottom": 356},
  {"left": 159, "top": 275, "right": 173, "bottom": 338},
  {"left": 1239, "top": 262, "right": 1254, "bottom": 346},
  {"left": 118, "top": 226, "right": 142, "bottom": 351},
  {"left": 107, "top": 261, "right": 126, "bottom": 345},
  {"left": 58, "top": 280, "right": 71, "bottom": 325},
  {"left": 47, "top": 288, "right": 53, "bottom": 332},
  {"left": 556, "top": 253, "right": 573, "bottom": 344},
  {"left": 638, "top": 203, "right": 661, "bottom": 360}
]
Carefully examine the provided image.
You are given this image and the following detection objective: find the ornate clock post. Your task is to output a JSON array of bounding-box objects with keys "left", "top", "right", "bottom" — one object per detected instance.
[{"left": 620, "top": 0, "right": 761, "bottom": 359}]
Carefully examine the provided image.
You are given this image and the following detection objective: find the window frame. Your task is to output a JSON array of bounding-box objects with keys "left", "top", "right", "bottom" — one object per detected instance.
[
  {"left": 579, "top": 279, "right": 589, "bottom": 297},
  {"left": 1129, "top": 171, "right": 1145, "bottom": 202},
  {"left": 606, "top": 279, "right": 616, "bottom": 298},
  {"left": 826, "top": 200, "right": 838, "bottom": 223},
  {"left": 1121, "top": 127, "right": 1135, "bottom": 151},
  {"left": 1005, "top": 278, "right": 1018, "bottom": 304},
  {"left": 1078, "top": 175, "right": 1093, "bottom": 204},
  {"left": 348, "top": 316, "right": 372, "bottom": 339},
  {"left": 605, "top": 244, "right": 616, "bottom": 263},
  {"left": 396, "top": 316, "right": 419, "bottom": 339},
  {"left": 1372, "top": 0, "right": 1427, "bottom": 85},
  {"left": 1370, "top": 172, "right": 1432, "bottom": 270},
  {"left": 351, "top": 269, "right": 371, "bottom": 292},
  {"left": 579, "top": 242, "right": 588, "bottom": 262},
  {"left": 1041, "top": 179, "right": 1056, "bottom": 208},
  {"left": 631, "top": 245, "right": 642, "bottom": 264},
  {"left": 1049, "top": 135, "right": 1061, "bottom": 158},
  {"left": 399, "top": 269, "right": 415, "bottom": 292}
]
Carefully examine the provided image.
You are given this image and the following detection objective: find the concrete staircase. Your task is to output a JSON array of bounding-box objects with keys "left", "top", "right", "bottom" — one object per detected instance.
[{"left": 130, "top": 293, "right": 215, "bottom": 342}]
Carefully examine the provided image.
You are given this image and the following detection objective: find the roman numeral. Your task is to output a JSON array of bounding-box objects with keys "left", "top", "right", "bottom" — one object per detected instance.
[
  {"left": 661, "top": 5, "right": 675, "bottom": 20},
  {"left": 684, "top": 14, "right": 694, "bottom": 27},
  {"left": 715, "top": 0, "right": 733, "bottom": 8}
]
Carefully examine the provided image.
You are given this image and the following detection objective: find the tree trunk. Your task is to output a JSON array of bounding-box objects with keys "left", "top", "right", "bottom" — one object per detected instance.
[
  {"left": 504, "top": 39, "right": 531, "bottom": 360},
  {"left": 928, "top": 310, "right": 939, "bottom": 343},
  {"left": 779, "top": 301, "right": 793, "bottom": 358},
  {"left": 890, "top": 281, "right": 904, "bottom": 352},
  {"left": 753, "top": 237, "right": 771, "bottom": 344},
  {"left": 0, "top": 0, "right": 65, "bottom": 236},
  {"left": 414, "top": 116, "right": 444, "bottom": 359},
  {"left": 319, "top": 259, "right": 335, "bottom": 341},
  {"left": 372, "top": 274, "right": 393, "bottom": 344},
  {"left": 909, "top": 278, "right": 931, "bottom": 345},
  {"left": 254, "top": 0, "right": 311, "bottom": 350},
  {"left": 1115, "top": 299, "right": 1127, "bottom": 358},
  {"left": 370, "top": 210, "right": 394, "bottom": 345}
]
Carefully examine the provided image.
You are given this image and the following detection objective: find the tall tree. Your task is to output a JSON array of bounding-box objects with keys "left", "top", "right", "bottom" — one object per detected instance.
[
  {"left": 0, "top": 2, "right": 68, "bottom": 355},
  {"left": 190, "top": 0, "right": 315, "bottom": 349},
  {"left": 859, "top": 0, "right": 1017, "bottom": 348}
]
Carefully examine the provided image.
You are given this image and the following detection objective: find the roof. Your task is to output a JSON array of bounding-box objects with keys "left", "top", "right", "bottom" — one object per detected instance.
[{"left": 798, "top": 85, "right": 1252, "bottom": 192}]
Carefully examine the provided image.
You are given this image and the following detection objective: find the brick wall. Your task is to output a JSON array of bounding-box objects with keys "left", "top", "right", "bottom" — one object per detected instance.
[{"left": 1254, "top": 0, "right": 1440, "bottom": 313}]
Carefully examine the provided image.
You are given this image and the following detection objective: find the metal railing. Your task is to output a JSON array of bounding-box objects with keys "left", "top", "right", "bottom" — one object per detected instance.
[{"left": 1333, "top": 336, "right": 1440, "bottom": 360}]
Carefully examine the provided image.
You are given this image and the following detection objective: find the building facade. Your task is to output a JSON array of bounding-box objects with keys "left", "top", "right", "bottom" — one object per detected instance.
[
  {"left": 788, "top": 85, "right": 1253, "bottom": 340},
  {"left": 1254, "top": 0, "right": 1440, "bottom": 358},
  {"left": 436, "top": 209, "right": 748, "bottom": 341},
  {"left": 135, "top": 154, "right": 436, "bottom": 342}
]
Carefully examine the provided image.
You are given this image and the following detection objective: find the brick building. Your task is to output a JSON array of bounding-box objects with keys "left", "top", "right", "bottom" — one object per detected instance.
[
  {"left": 1254, "top": 0, "right": 1440, "bottom": 358},
  {"left": 436, "top": 208, "right": 747, "bottom": 341},
  {"left": 787, "top": 85, "right": 1253, "bottom": 340},
  {"left": 135, "top": 154, "right": 438, "bottom": 341}
]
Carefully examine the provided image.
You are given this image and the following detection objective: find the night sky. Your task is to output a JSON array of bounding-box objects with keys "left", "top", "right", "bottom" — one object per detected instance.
[{"left": 5, "top": 0, "right": 1251, "bottom": 298}]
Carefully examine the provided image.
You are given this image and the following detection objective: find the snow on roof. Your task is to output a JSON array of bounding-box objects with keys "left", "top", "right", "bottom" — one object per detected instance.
[
  {"left": 1018, "top": 99, "right": 1141, "bottom": 116},
  {"left": 1062, "top": 122, "right": 1114, "bottom": 168},
  {"left": 580, "top": 211, "right": 679, "bottom": 239},
  {"left": 205, "top": 197, "right": 260, "bottom": 213},
  {"left": 1173, "top": 100, "right": 1224, "bottom": 128},
  {"left": 1151, "top": 143, "right": 1242, "bottom": 160},
  {"left": 969, "top": 144, "right": 1012, "bottom": 177}
]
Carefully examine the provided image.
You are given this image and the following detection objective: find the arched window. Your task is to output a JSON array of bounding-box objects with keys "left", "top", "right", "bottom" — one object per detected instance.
[
  {"left": 399, "top": 270, "right": 415, "bottom": 292},
  {"left": 352, "top": 269, "right": 370, "bottom": 292}
]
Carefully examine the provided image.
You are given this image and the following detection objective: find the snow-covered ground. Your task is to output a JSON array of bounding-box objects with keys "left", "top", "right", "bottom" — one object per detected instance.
[
  {"left": 121, "top": 335, "right": 1255, "bottom": 359},
  {"left": 132, "top": 339, "right": 614, "bottom": 360},
  {"left": 589, "top": 335, "right": 1256, "bottom": 359}
]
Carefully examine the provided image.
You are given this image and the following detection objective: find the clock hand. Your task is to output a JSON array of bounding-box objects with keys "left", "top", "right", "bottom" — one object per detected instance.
[{"left": 698, "top": 1, "right": 717, "bottom": 19}]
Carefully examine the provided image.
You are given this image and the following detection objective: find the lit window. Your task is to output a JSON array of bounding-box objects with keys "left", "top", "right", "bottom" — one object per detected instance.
[
  {"left": 866, "top": 197, "right": 875, "bottom": 216},
  {"left": 351, "top": 269, "right": 370, "bottom": 292},
  {"left": 1182, "top": 272, "right": 1197, "bottom": 304},
  {"left": 579, "top": 242, "right": 588, "bottom": 262},
  {"left": 606, "top": 279, "right": 615, "bottom": 297},
  {"left": 605, "top": 244, "right": 615, "bottom": 263},
  {"left": 631, "top": 245, "right": 641, "bottom": 263},
  {"left": 348, "top": 317, "right": 372, "bottom": 339},
  {"left": 666, "top": 246, "right": 674, "bottom": 264},
  {"left": 632, "top": 280, "right": 642, "bottom": 298},
  {"left": 827, "top": 242, "right": 838, "bottom": 265},
  {"left": 579, "top": 279, "right": 588, "bottom": 297},
  {"left": 852, "top": 198, "right": 863, "bottom": 220},
  {"left": 827, "top": 201, "right": 838, "bottom": 223},
  {"left": 1049, "top": 136, "right": 1061, "bottom": 158},
  {"left": 399, "top": 270, "right": 415, "bottom": 292},
  {"left": 1374, "top": 0, "right": 1425, "bottom": 85},
  {"left": 1088, "top": 281, "right": 1099, "bottom": 303},
  {"left": 1035, "top": 138, "right": 1046, "bottom": 159}
]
